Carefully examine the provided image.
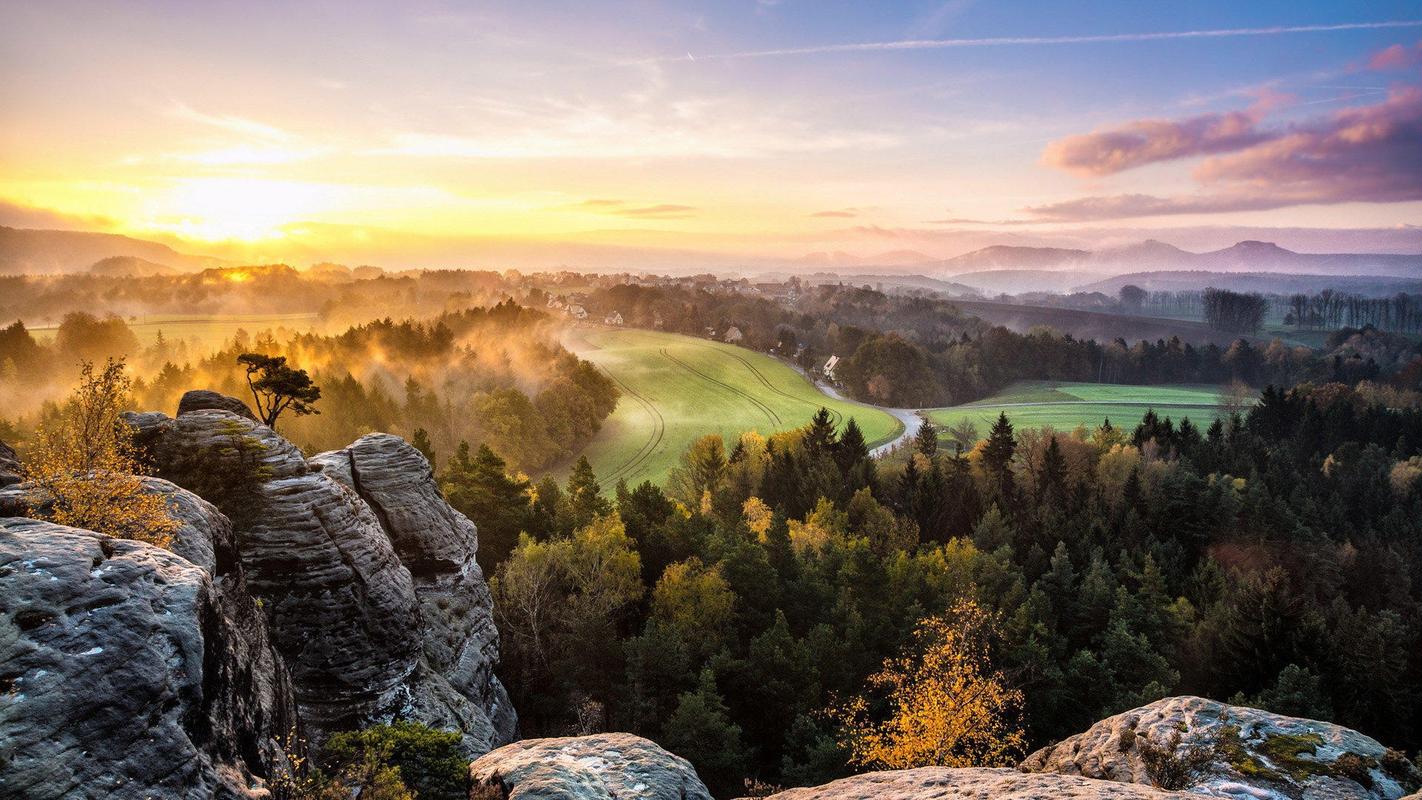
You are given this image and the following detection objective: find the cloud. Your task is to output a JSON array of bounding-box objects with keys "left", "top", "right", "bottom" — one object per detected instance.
[
  {"left": 1030, "top": 64, "right": 1422, "bottom": 221},
  {"left": 613, "top": 204, "right": 697, "bottom": 219},
  {"left": 649, "top": 20, "right": 1422, "bottom": 62},
  {"left": 168, "top": 103, "right": 292, "bottom": 141},
  {"left": 810, "top": 209, "right": 859, "bottom": 218},
  {"left": 1041, "top": 110, "right": 1268, "bottom": 176},
  {"left": 1369, "top": 40, "right": 1422, "bottom": 70},
  {"left": 557, "top": 199, "right": 697, "bottom": 219}
]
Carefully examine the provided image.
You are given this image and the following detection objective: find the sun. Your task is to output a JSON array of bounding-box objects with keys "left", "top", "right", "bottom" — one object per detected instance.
[{"left": 134, "top": 178, "right": 333, "bottom": 243}]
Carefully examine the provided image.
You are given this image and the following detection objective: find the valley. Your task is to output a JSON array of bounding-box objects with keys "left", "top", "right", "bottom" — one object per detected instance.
[{"left": 562, "top": 327, "right": 902, "bottom": 486}]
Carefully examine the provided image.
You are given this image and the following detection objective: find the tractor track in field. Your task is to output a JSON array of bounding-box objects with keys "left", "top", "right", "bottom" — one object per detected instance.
[
  {"left": 598, "top": 366, "right": 666, "bottom": 485},
  {"left": 691, "top": 342, "right": 844, "bottom": 427},
  {"left": 660, "top": 348, "right": 783, "bottom": 428}
]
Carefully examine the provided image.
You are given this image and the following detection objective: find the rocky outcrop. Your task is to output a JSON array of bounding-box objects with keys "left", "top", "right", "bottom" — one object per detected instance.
[
  {"left": 469, "top": 733, "right": 713, "bottom": 800},
  {"left": 0, "top": 517, "right": 296, "bottom": 799},
  {"left": 1020, "top": 696, "right": 1421, "bottom": 800},
  {"left": 177, "top": 389, "right": 259, "bottom": 422},
  {"left": 313, "top": 433, "right": 515, "bottom": 746},
  {"left": 127, "top": 400, "right": 513, "bottom": 753},
  {"left": 0, "top": 439, "right": 20, "bottom": 487},
  {"left": 763, "top": 768, "right": 1196, "bottom": 799}
]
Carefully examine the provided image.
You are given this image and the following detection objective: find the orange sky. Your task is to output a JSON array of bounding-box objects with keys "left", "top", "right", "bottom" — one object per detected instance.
[{"left": 3, "top": 2, "right": 1421, "bottom": 267}]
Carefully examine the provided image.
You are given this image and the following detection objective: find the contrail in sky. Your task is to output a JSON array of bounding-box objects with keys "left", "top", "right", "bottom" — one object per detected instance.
[{"left": 649, "top": 20, "right": 1422, "bottom": 62}]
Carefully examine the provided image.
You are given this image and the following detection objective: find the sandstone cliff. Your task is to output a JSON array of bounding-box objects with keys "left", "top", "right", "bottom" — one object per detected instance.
[
  {"left": 127, "top": 400, "right": 515, "bottom": 753},
  {"left": 0, "top": 516, "right": 296, "bottom": 799}
]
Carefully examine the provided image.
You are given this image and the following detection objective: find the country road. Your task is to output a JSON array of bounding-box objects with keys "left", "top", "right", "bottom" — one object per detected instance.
[{"left": 803, "top": 374, "right": 923, "bottom": 458}]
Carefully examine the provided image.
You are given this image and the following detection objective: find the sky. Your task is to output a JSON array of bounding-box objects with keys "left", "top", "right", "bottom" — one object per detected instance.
[{"left": 2, "top": 0, "right": 1421, "bottom": 268}]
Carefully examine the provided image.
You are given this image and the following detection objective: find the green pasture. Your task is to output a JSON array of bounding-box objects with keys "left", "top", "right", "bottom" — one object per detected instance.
[
  {"left": 923, "top": 381, "right": 1245, "bottom": 440},
  {"left": 563, "top": 327, "right": 903, "bottom": 487}
]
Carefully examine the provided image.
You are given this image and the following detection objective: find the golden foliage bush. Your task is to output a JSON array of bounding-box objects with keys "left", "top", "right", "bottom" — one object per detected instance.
[
  {"left": 22, "top": 359, "right": 178, "bottom": 548},
  {"left": 832, "top": 598, "right": 1025, "bottom": 770}
]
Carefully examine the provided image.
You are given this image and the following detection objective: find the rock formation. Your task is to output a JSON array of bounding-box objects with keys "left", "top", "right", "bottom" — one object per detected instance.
[
  {"left": 0, "top": 439, "right": 20, "bottom": 487},
  {"left": 0, "top": 516, "right": 296, "bottom": 799},
  {"left": 177, "top": 389, "right": 259, "bottom": 422},
  {"left": 1020, "top": 696, "right": 1421, "bottom": 800},
  {"left": 469, "top": 733, "right": 713, "bottom": 800},
  {"left": 762, "top": 767, "right": 1195, "bottom": 799},
  {"left": 126, "top": 402, "right": 514, "bottom": 753}
]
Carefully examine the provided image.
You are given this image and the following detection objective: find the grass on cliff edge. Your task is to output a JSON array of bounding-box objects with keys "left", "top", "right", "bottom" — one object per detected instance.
[{"left": 562, "top": 327, "right": 902, "bottom": 488}]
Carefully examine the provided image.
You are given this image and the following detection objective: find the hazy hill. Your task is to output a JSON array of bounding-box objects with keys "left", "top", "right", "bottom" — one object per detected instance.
[
  {"left": 927, "top": 240, "right": 1422, "bottom": 284},
  {"left": 939, "top": 245, "right": 1091, "bottom": 270},
  {"left": 0, "top": 226, "right": 223, "bottom": 274},
  {"left": 1079, "top": 270, "right": 1422, "bottom": 296}
]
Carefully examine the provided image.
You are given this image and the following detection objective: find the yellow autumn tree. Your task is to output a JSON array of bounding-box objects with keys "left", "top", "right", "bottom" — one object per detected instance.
[
  {"left": 23, "top": 359, "right": 179, "bottom": 548},
  {"left": 832, "top": 599, "right": 1026, "bottom": 770}
]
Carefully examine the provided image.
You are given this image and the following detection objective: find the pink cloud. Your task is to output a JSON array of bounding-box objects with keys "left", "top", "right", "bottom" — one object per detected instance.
[
  {"left": 1040, "top": 109, "right": 1268, "bottom": 176},
  {"left": 1028, "top": 83, "right": 1422, "bottom": 221},
  {"left": 1368, "top": 41, "right": 1422, "bottom": 70}
]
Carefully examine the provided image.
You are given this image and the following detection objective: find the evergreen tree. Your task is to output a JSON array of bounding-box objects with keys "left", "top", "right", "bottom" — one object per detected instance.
[
  {"left": 914, "top": 420, "right": 938, "bottom": 458},
  {"left": 440, "top": 442, "right": 530, "bottom": 571},
  {"left": 566, "top": 455, "right": 611, "bottom": 530},
  {"left": 411, "top": 427, "right": 436, "bottom": 466},
  {"left": 982, "top": 412, "right": 1017, "bottom": 500},
  {"left": 660, "top": 669, "right": 748, "bottom": 797}
]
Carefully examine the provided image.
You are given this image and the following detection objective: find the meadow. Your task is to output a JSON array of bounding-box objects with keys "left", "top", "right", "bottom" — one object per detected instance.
[
  {"left": 922, "top": 380, "right": 1243, "bottom": 443},
  {"left": 563, "top": 327, "right": 903, "bottom": 487}
]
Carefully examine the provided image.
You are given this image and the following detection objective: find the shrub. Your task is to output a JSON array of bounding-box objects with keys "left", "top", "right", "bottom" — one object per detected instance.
[
  {"left": 323, "top": 722, "right": 467, "bottom": 800},
  {"left": 1138, "top": 732, "right": 1216, "bottom": 790}
]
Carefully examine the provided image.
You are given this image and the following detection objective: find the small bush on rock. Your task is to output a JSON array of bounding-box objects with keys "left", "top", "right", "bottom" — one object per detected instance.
[{"left": 1138, "top": 731, "right": 1216, "bottom": 790}]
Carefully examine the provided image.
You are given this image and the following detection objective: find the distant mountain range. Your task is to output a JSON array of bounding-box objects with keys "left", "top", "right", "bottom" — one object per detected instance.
[
  {"left": 0, "top": 226, "right": 223, "bottom": 274},
  {"left": 938, "top": 239, "right": 1422, "bottom": 279}
]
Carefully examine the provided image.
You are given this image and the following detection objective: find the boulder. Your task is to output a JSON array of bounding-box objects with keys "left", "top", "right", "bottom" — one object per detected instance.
[
  {"left": 1019, "top": 696, "right": 1421, "bottom": 800},
  {"left": 469, "top": 733, "right": 712, "bottom": 800},
  {"left": 177, "top": 389, "right": 259, "bottom": 422},
  {"left": 0, "top": 517, "right": 296, "bottom": 799},
  {"left": 762, "top": 768, "right": 1195, "bottom": 799},
  {"left": 0, "top": 439, "right": 20, "bottom": 487}
]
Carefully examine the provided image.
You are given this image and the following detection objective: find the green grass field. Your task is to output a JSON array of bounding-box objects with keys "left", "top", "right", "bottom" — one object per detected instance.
[
  {"left": 28, "top": 313, "right": 320, "bottom": 349},
  {"left": 923, "top": 381, "right": 1244, "bottom": 439},
  {"left": 564, "top": 327, "right": 903, "bottom": 487}
]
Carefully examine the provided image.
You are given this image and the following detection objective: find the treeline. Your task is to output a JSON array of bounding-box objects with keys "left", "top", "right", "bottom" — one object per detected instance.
[
  {"left": 442, "top": 381, "right": 1422, "bottom": 794},
  {"left": 1287, "top": 290, "right": 1422, "bottom": 334},
  {"left": 0, "top": 265, "right": 519, "bottom": 324},
  {"left": 0, "top": 301, "right": 618, "bottom": 472},
  {"left": 1202, "top": 287, "right": 1269, "bottom": 334},
  {"left": 581, "top": 283, "right": 1409, "bottom": 409}
]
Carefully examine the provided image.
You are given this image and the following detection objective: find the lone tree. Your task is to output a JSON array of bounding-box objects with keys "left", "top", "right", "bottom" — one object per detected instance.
[{"left": 237, "top": 353, "right": 322, "bottom": 430}]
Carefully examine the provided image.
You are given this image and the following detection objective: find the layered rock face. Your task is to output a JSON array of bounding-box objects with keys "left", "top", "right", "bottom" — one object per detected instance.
[
  {"left": 312, "top": 433, "right": 516, "bottom": 747},
  {"left": 469, "top": 733, "right": 713, "bottom": 800},
  {"left": 762, "top": 768, "right": 1196, "bottom": 799},
  {"left": 0, "top": 439, "right": 20, "bottom": 487},
  {"left": 0, "top": 517, "right": 296, "bottom": 799},
  {"left": 128, "top": 405, "right": 513, "bottom": 753},
  {"left": 1020, "top": 696, "right": 1421, "bottom": 800}
]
